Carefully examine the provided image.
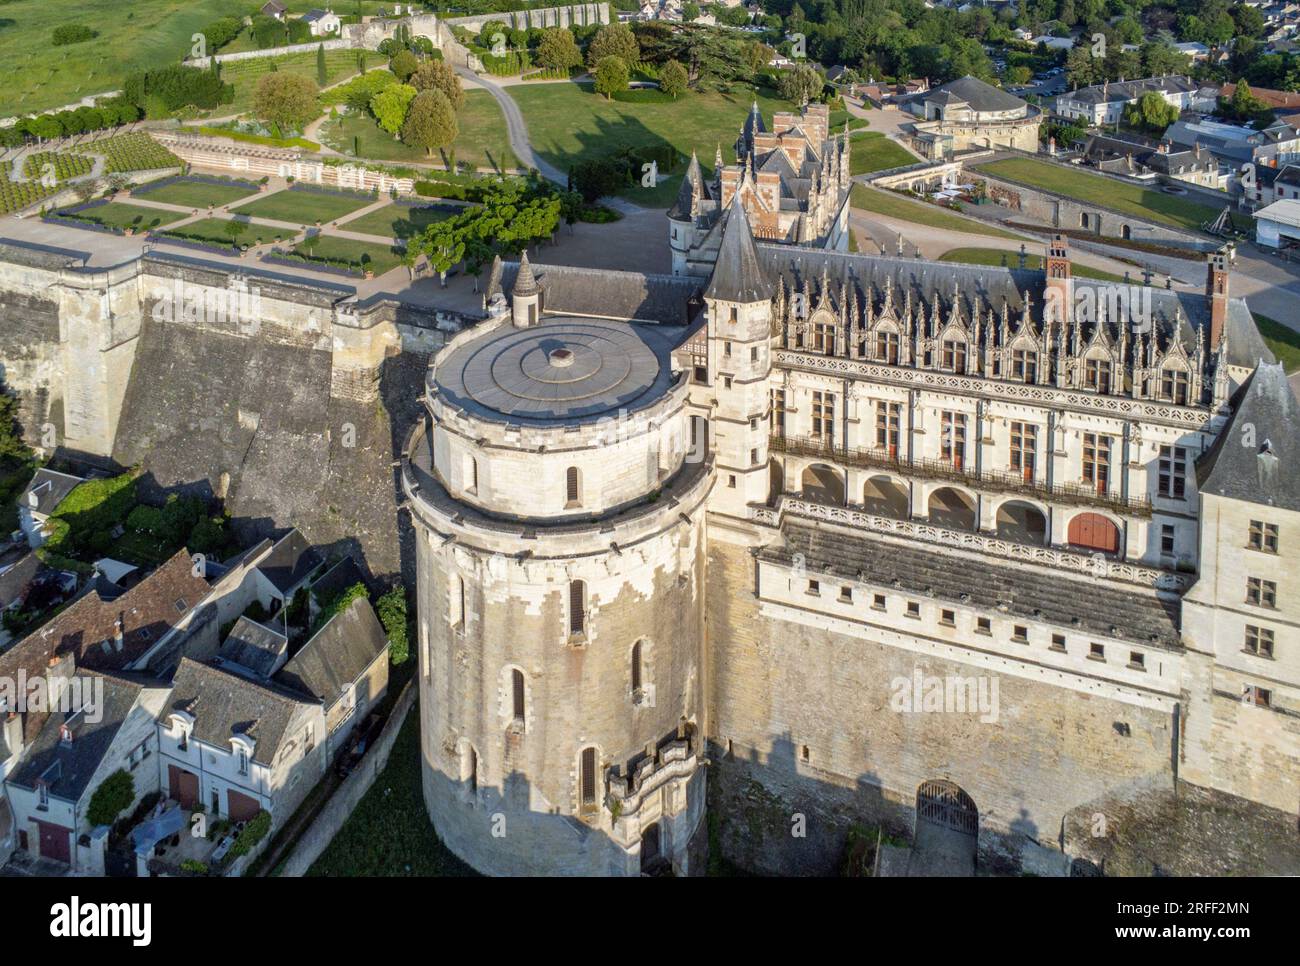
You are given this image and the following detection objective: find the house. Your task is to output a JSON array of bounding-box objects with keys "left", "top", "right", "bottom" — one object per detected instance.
[
  {"left": 214, "top": 617, "right": 289, "bottom": 679},
  {"left": 1079, "top": 133, "right": 1226, "bottom": 188},
  {"left": 1254, "top": 197, "right": 1300, "bottom": 247},
  {"left": 1031, "top": 35, "right": 1076, "bottom": 51},
  {"left": 1166, "top": 117, "right": 1300, "bottom": 172},
  {"left": 1172, "top": 41, "right": 1214, "bottom": 63},
  {"left": 17, "top": 468, "right": 83, "bottom": 548},
  {"left": 1220, "top": 82, "right": 1300, "bottom": 116},
  {"left": 0, "top": 552, "right": 42, "bottom": 613},
  {"left": 301, "top": 8, "right": 341, "bottom": 36},
  {"left": 1054, "top": 76, "right": 1211, "bottom": 127},
  {"left": 158, "top": 657, "right": 325, "bottom": 829},
  {"left": 261, "top": 0, "right": 287, "bottom": 20},
  {"left": 900, "top": 75, "right": 1042, "bottom": 157},
  {"left": 253, "top": 529, "right": 324, "bottom": 607},
  {"left": 306, "top": 554, "right": 366, "bottom": 622},
  {"left": 4, "top": 669, "right": 169, "bottom": 872},
  {"left": 275, "top": 596, "right": 389, "bottom": 760}
]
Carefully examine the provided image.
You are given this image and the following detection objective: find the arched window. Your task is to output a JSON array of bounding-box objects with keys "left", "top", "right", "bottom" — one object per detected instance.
[
  {"left": 465, "top": 455, "right": 478, "bottom": 494},
  {"left": 569, "top": 580, "right": 586, "bottom": 636},
  {"left": 450, "top": 574, "right": 465, "bottom": 629},
  {"left": 511, "top": 668, "right": 525, "bottom": 725},
  {"left": 631, "top": 640, "right": 643, "bottom": 695},
  {"left": 565, "top": 466, "right": 580, "bottom": 506},
  {"left": 580, "top": 746, "right": 598, "bottom": 809}
]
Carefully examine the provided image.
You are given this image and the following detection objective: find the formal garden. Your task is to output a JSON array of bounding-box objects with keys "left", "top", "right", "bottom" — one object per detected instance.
[
  {"left": 231, "top": 185, "right": 377, "bottom": 225},
  {"left": 49, "top": 201, "right": 187, "bottom": 233},
  {"left": 132, "top": 174, "right": 263, "bottom": 208}
]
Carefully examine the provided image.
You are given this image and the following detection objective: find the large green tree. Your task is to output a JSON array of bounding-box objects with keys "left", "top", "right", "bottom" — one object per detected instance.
[
  {"left": 659, "top": 59, "right": 688, "bottom": 99},
  {"left": 411, "top": 58, "right": 465, "bottom": 111},
  {"left": 371, "top": 83, "right": 417, "bottom": 136},
  {"left": 402, "top": 89, "right": 458, "bottom": 159},
  {"left": 587, "top": 22, "right": 640, "bottom": 68},
  {"left": 252, "top": 73, "right": 319, "bottom": 134},
  {"left": 593, "top": 55, "right": 630, "bottom": 100},
  {"left": 536, "top": 27, "right": 584, "bottom": 72}
]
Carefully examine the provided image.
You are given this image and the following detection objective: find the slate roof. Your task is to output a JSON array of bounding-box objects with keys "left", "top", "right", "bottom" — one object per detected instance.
[
  {"left": 275, "top": 597, "right": 388, "bottom": 710},
  {"left": 9, "top": 671, "right": 155, "bottom": 803},
  {"left": 0, "top": 552, "right": 41, "bottom": 607},
  {"left": 705, "top": 199, "right": 773, "bottom": 304},
  {"left": 487, "top": 261, "right": 704, "bottom": 325},
  {"left": 257, "top": 529, "right": 323, "bottom": 594},
  {"left": 217, "top": 617, "right": 289, "bottom": 679},
  {"left": 1196, "top": 362, "right": 1300, "bottom": 511},
  {"left": 916, "top": 75, "right": 1029, "bottom": 114},
  {"left": 668, "top": 150, "right": 711, "bottom": 221},
  {"left": 17, "top": 549, "right": 211, "bottom": 673},
  {"left": 168, "top": 657, "right": 315, "bottom": 766},
  {"left": 1061, "top": 75, "right": 1198, "bottom": 106},
  {"left": 760, "top": 520, "right": 1182, "bottom": 649},
  {"left": 20, "top": 468, "right": 83, "bottom": 517},
  {"left": 309, "top": 556, "right": 366, "bottom": 604}
]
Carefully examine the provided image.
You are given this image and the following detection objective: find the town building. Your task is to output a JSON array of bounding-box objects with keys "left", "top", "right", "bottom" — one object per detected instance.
[
  {"left": 900, "top": 75, "right": 1042, "bottom": 158},
  {"left": 1054, "top": 76, "right": 1213, "bottom": 127}
]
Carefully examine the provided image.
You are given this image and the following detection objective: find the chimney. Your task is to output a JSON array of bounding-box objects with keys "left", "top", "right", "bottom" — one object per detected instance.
[
  {"left": 114, "top": 617, "right": 125, "bottom": 652},
  {"left": 1206, "top": 247, "right": 1230, "bottom": 350},
  {"left": 1044, "top": 233, "right": 1072, "bottom": 325}
]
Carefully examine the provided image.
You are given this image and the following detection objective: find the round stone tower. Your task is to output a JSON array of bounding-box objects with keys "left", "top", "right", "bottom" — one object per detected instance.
[{"left": 401, "top": 301, "right": 712, "bottom": 876}]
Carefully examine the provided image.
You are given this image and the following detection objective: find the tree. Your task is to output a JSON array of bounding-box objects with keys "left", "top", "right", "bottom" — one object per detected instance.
[
  {"left": 0, "top": 381, "right": 30, "bottom": 465},
  {"left": 587, "top": 22, "right": 639, "bottom": 68},
  {"left": 778, "top": 63, "right": 823, "bottom": 105},
  {"left": 1124, "top": 90, "right": 1180, "bottom": 132},
  {"left": 536, "top": 27, "right": 583, "bottom": 72},
  {"left": 316, "top": 44, "right": 327, "bottom": 86},
  {"left": 87, "top": 770, "right": 134, "bottom": 828},
  {"left": 572, "top": 157, "right": 626, "bottom": 202},
  {"left": 376, "top": 588, "right": 408, "bottom": 666},
  {"left": 390, "top": 48, "right": 419, "bottom": 83},
  {"left": 744, "top": 40, "right": 774, "bottom": 75},
  {"left": 371, "top": 83, "right": 417, "bottom": 136},
  {"left": 402, "top": 89, "right": 458, "bottom": 158},
  {"left": 411, "top": 58, "right": 464, "bottom": 111},
  {"left": 252, "top": 73, "right": 319, "bottom": 134},
  {"left": 659, "top": 59, "right": 688, "bottom": 98},
  {"left": 594, "top": 55, "right": 630, "bottom": 100},
  {"left": 682, "top": 1, "right": 699, "bottom": 20}
]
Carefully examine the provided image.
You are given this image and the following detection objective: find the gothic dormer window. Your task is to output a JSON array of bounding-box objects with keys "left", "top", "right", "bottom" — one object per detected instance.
[
  {"left": 1085, "top": 358, "right": 1113, "bottom": 394},
  {"left": 875, "top": 327, "right": 899, "bottom": 364},
  {"left": 1161, "top": 366, "right": 1190, "bottom": 405},
  {"left": 1011, "top": 349, "right": 1037, "bottom": 383},
  {"left": 941, "top": 338, "right": 967, "bottom": 372}
]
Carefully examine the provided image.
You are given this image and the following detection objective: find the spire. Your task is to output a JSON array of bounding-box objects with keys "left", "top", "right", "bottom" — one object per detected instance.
[
  {"left": 669, "top": 150, "right": 705, "bottom": 220},
  {"left": 705, "top": 196, "right": 772, "bottom": 304},
  {"left": 513, "top": 250, "right": 539, "bottom": 297}
]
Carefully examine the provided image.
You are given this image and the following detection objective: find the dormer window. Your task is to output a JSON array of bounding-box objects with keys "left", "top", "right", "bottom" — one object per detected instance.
[
  {"left": 1011, "top": 349, "right": 1037, "bottom": 383},
  {"left": 875, "top": 329, "right": 899, "bottom": 364},
  {"left": 941, "top": 338, "right": 966, "bottom": 372},
  {"left": 237, "top": 748, "right": 249, "bottom": 776},
  {"left": 1084, "top": 358, "right": 1112, "bottom": 394},
  {"left": 174, "top": 597, "right": 188, "bottom": 613},
  {"left": 1161, "top": 368, "right": 1190, "bottom": 405}
]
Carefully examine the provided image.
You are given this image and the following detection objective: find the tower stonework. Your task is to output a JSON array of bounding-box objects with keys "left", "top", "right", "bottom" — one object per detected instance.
[{"left": 404, "top": 293, "right": 711, "bottom": 875}]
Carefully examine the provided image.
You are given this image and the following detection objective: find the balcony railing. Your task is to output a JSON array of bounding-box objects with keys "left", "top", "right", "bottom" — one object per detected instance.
[{"left": 769, "top": 434, "right": 1151, "bottom": 517}]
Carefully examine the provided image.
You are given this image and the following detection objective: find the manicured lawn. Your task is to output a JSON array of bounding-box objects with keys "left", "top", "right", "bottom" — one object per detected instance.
[
  {"left": 977, "top": 158, "right": 1234, "bottom": 233},
  {"left": 217, "top": 48, "right": 363, "bottom": 116},
  {"left": 338, "top": 202, "right": 464, "bottom": 240},
  {"left": 506, "top": 81, "right": 804, "bottom": 207},
  {"left": 231, "top": 187, "right": 375, "bottom": 225},
  {"left": 0, "top": 0, "right": 249, "bottom": 116},
  {"left": 160, "top": 217, "right": 260, "bottom": 246},
  {"left": 306, "top": 707, "right": 476, "bottom": 876},
  {"left": 850, "top": 184, "right": 1024, "bottom": 240},
  {"left": 292, "top": 233, "right": 404, "bottom": 274},
  {"left": 57, "top": 202, "right": 185, "bottom": 231},
  {"left": 937, "top": 246, "right": 1127, "bottom": 282},
  {"left": 849, "top": 131, "right": 915, "bottom": 177},
  {"left": 134, "top": 177, "right": 261, "bottom": 208},
  {"left": 1253, "top": 313, "right": 1300, "bottom": 373},
  {"left": 320, "top": 90, "right": 519, "bottom": 173}
]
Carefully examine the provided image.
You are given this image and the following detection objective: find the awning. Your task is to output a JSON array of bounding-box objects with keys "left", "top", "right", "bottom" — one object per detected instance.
[{"left": 132, "top": 802, "right": 186, "bottom": 855}]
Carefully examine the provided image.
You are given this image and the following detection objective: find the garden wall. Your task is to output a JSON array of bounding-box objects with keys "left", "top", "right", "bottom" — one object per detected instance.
[{"left": 276, "top": 679, "right": 418, "bottom": 877}]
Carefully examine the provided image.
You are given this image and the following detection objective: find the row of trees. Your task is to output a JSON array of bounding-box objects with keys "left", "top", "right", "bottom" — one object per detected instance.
[{"left": 368, "top": 55, "right": 465, "bottom": 159}]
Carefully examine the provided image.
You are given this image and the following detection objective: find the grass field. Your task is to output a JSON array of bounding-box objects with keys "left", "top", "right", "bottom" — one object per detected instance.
[
  {"left": 231, "top": 187, "right": 374, "bottom": 224},
  {"left": 306, "top": 708, "right": 475, "bottom": 876},
  {"left": 849, "top": 131, "right": 916, "bottom": 177},
  {"left": 339, "top": 202, "right": 463, "bottom": 240},
  {"left": 160, "top": 217, "right": 259, "bottom": 246},
  {"left": 850, "top": 184, "right": 1023, "bottom": 240},
  {"left": 218, "top": 49, "right": 363, "bottom": 116},
  {"left": 977, "top": 158, "right": 1231, "bottom": 233},
  {"left": 938, "top": 247, "right": 1127, "bottom": 282},
  {"left": 57, "top": 202, "right": 186, "bottom": 231},
  {"left": 506, "top": 81, "right": 802, "bottom": 207},
  {"left": 1254, "top": 313, "right": 1300, "bottom": 373},
  {"left": 321, "top": 90, "right": 519, "bottom": 173},
  {"left": 292, "top": 234, "right": 404, "bottom": 274},
  {"left": 0, "top": 0, "right": 250, "bottom": 116},
  {"left": 134, "top": 178, "right": 261, "bottom": 209}
]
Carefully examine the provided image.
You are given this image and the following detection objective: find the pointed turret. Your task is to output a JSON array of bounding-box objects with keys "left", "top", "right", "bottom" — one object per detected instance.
[
  {"left": 669, "top": 150, "right": 705, "bottom": 221},
  {"left": 705, "top": 197, "right": 772, "bottom": 304}
]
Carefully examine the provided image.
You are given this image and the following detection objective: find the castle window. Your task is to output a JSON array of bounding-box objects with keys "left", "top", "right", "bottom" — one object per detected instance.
[
  {"left": 876, "top": 401, "right": 901, "bottom": 455},
  {"left": 976, "top": 617, "right": 991, "bottom": 635},
  {"left": 631, "top": 641, "right": 643, "bottom": 695},
  {"left": 751, "top": 448, "right": 759, "bottom": 466},
  {"left": 940, "top": 609, "right": 955, "bottom": 626},
  {"left": 941, "top": 338, "right": 966, "bottom": 372},
  {"left": 839, "top": 585, "right": 852, "bottom": 603},
  {"left": 1051, "top": 634, "right": 1066, "bottom": 651},
  {"left": 905, "top": 601, "right": 920, "bottom": 618},
  {"left": 465, "top": 455, "right": 478, "bottom": 495},
  {"left": 1243, "top": 685, "right": 1272, "bottom": 708},
  {"left": 811, "top": 391, "right": 836, "bottom": 439},
  {"left": 807, "top": 579, "right": 820, "bottom": 596},
  {"left": 771, "top": 389, "right": 786, "bottom": 435},
  {"left": 1248, "top": 520, "right": 1279, "bottom": 553},
  {"left": 451, "top": 575, "right": 466, "bottom": 630},
  {"left": 1246, "top": 578, "right": 1277, "bottom": 609},
  {"left": 1245, "top": 625, "right": 1275, "bottom": 658},
  {"left": 872, "top": 593, "right": 886, "bottom": 610},
  {"left": 1129, "top": 652, "right": 1145, "bottom": 670},
  {"left": 579, "top": 746, "right": 598, "bottom": 809},
  {"left": 875, "top": 330, "right": 900, "bottom": 364},
  {"left": 1161, "top": 524, "right": 1175, "bottom": 555},
  {"left": 1011, "top": 349, "right": 1037, "bottom": 383},
  {"left": 1160, "top": 368, "right": 1190, "bottom": 406},
  {"left": 1084, "top": 359, "right": 1112, "bottom": 394},
  {"left": 1157, "top": 445, "right": 1187, "bottom": 499},
  {"left": 940, "top": 411, "right": 967, "bottom": 468},
  {"left": 751, "top": 346, "right": 759, "bottom": 362},
  {"left": 813, "top": 320, "right": 835, "bottom": 354},
  {"left": 724, "top": 376, "right": 733, "bottom": 390},
  {"left": 512, "top": 669, "right": 525, "bottom": 726},
  {"left": 1082, "top": 433, "right": 1112, "bottom": 493},
  {"left": 1012, "top": 625, "right": 1029, "bottom": 643},
  {"left": 724, "top": 341, "right": 732, "bottom": 357},
  {"left": 1009, "top": 422, "right": 1037, "bottom": 479},
  {"left": 568, "top": 580, "right": 586, "bottom": 637},
  {"left": 565, "top": 466, "right": 581, "bottom": 507},
  {"left": 1089, "top": 642, "right": 1105, "bottom": 661},
  {"left": 801, "top": 745, "right": 810, "bottom": 762},
  {"left": 728, "top": 306, "right": 738, "bottom": 324},
  {"left": 466, "top": 745, "right": 478, "bottom": 794},
  {"left": 693, "top": 365, "right": 708, "bottom": 384}
]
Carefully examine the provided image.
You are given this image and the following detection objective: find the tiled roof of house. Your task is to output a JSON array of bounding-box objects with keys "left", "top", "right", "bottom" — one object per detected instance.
[
  {"left": 276, "top": 597, "right": 388, "bottom": 710},
  {"left": 20, "top": 468, "right": 83, "bottom": 517},
  {"left": 1197, "top": 362, "right": 1300, "bottom": 511}
]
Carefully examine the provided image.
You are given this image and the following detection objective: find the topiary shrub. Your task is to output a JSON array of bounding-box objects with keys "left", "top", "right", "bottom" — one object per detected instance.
[{"left": 88, "top": 769, "right": 135, "bottom": 828}]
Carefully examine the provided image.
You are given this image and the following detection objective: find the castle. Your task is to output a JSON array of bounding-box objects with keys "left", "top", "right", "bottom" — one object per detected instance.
[
  {"left": 405, "top": 199, "right": 1300, "bottom": 875},
  {"left": 668, "top": 102, "right": 853, "bottom": 278}
]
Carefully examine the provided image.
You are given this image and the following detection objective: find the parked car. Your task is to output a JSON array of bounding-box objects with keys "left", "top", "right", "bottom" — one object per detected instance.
[{"left": 335, "top": 712, "right": 384, "bottom": 778}]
